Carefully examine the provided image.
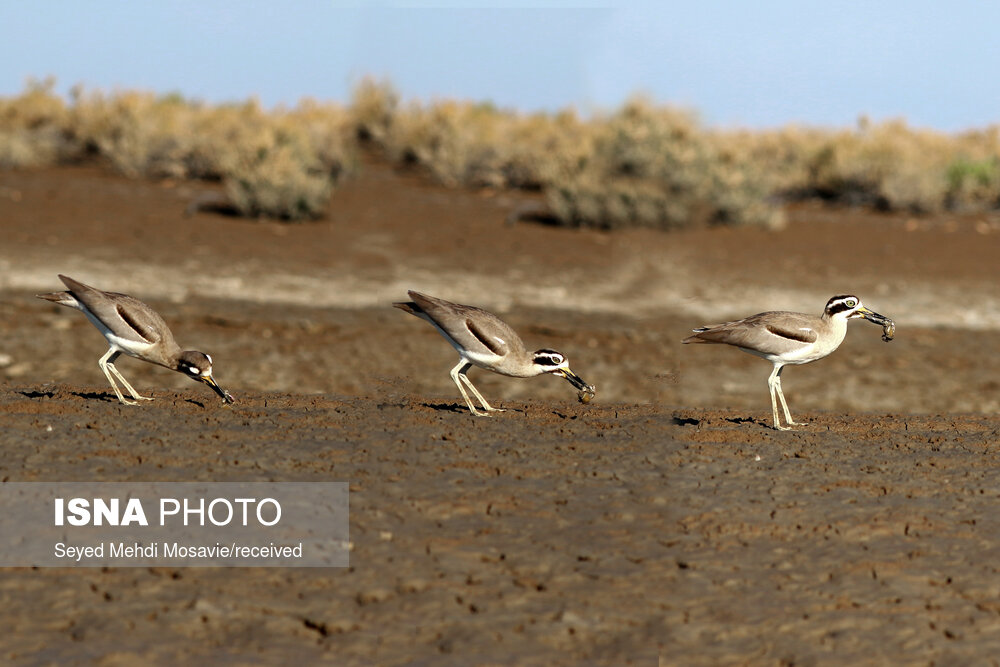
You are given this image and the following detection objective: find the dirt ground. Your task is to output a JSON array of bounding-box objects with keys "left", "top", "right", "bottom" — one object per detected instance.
[{"left": 1, "top": 159, "right": 999, "bottom": 665}]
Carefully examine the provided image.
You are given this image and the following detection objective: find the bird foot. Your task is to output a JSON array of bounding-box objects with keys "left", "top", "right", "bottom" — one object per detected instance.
[{"left": 773, "top": 421, "right": 807, "bottom": 431}]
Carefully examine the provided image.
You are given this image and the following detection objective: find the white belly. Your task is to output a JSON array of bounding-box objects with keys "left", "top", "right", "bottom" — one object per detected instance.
[{"left": 79, "top": 308, "right": 155, "bottom": 358}]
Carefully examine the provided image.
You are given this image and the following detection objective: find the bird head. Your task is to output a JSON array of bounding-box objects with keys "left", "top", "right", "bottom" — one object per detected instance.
[
  {"left": 824, "top": 295, "right": 893, "bottom": 328},
  {"left": 532, "top": 348, "right": 591, "bottom": 391},
  {"left": 177, "top": 351, "right": 235, "bottom": 403}
]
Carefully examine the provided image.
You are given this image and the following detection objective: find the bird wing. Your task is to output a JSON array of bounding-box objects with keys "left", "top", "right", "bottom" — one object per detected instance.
[
  {"left": 400, "top": 291, "right": 519, "bottom": 357},
  {"left": 59, "top": 275, "right": 168, "bottom": 345},
  {"left": 685, "top": 311, "right": 818, "bottom": 356},
  {"left": 462, "top": 313, "right": 511, "bottom": 356}
]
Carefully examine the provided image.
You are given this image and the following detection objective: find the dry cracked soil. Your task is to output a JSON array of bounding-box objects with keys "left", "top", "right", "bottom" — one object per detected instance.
[{"left": 1, "top": 159, "right": 999, "bottom": 665}]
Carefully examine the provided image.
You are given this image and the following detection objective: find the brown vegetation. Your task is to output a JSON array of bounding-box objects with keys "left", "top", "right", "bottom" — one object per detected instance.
[{"left": 4, "top": 77, "right": 1000, "bottom": 225}]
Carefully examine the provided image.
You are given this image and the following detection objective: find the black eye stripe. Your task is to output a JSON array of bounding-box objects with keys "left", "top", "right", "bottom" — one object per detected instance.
[
  {"left": 532, "top": 349, "right": 566, "bottom": 366},
  {"left": 534, "top": 355, "right": 563, "bottom": 366},
  {"left": 826, "top": 301, "right": 857, "bottom": 315}
]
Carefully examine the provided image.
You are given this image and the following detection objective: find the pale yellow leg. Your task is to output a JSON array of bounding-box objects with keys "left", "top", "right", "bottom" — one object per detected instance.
[{"left": 99, "top": 349, "right": 152, "bottom": 405}]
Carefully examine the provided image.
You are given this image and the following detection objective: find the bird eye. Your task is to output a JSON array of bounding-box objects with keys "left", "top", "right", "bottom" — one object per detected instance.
[{"left": 846, "top": 299, "right": 857, "bottom": 308}]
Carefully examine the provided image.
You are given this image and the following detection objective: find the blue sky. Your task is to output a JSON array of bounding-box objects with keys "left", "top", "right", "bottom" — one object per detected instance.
[{"left": 1, "top": 2, "right": 998, "bottom": 131}]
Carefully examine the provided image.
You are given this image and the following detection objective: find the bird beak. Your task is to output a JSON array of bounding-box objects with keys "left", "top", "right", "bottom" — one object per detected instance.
[
  {"left": 200, "top": 375, "right": 235, "bottom": 404},
  {"left": 554, "top": 367, "right": 591, "bottom": 392},
  {"left": 856, "top": 305, "right": 896, "bottom": 341},
  {"left": 855, "top": 305, "right": 891, "bottom": 326}
]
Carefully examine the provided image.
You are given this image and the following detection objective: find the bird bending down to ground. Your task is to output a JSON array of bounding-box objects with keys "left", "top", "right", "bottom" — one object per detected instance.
[
  {"left": 394, "top": 290, "right": 594, "bottom": 416},
  {"left": 38, "top": 274, "right": 234, "bottom": 405}
]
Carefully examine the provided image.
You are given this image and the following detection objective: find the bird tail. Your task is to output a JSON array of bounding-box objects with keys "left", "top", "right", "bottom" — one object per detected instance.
[
  {"left": 681, "top": 327, "right": 717, "bottom": 344},
  {"left": 37, "top": 291, "right": 79, "bottom": 308},
  {"left": 392, "top": 301, "right": 421, "bottom": 316}
]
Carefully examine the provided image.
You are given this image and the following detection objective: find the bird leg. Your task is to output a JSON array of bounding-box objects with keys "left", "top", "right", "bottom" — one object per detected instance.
[
  {"left": 99, "top": 349, "right": 135, "bottom": 405},
  {"left": 450, "top": 361, "right": 488, "bottom": 416},
  {"left": 459, "top": 371, "right": 505, "bottom": 414},
  {"left": 774, "top": 366, "right": 805, "bottom": 427},
  {"left": 99, "top": 348, "right": 152, "bottom": 405},
  {"left": 108, "top": 362, "right": 154, "bottom": 402},
  {"left": 767, "top": 364, "right": 805, "bottom": 430},
  {"left": 449, "top": 360, "right": 503, "bottom": 416},
  {"left": 766, "top": 365, "right": 788, "bottom": 430}
]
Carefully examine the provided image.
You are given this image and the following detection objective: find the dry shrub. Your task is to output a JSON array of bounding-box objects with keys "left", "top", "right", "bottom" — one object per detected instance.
[
  {"left": 69, "top": 88, "right": 200, "bottom": 178},
  {"left": 943, "top": 127, "right": 1000, "bottom": 211},
  {"left": 65, "top": 87, "right": 354, "bottom": 220},
  {"left": 1, "top": 81, "right": 350, "bottom": 220},
  {"left": 730, "top": 117, "right": 1000, "bottom": 213},
  {"left": 500, "top": 110, "right": 594, "bottom": 189},
  {"left": 350, "top": 77, "right": 399, "bottom": 144},
  {"left": 707, "top": 125, "right": 830, "bottom": 197},
  {"left": 220, "top": 118, "right": 334, "bottom": 221},
  {"left": 796, "top": 119, "right": 953, "bottom": 211},
  {"left": 8, "top": 77, "right": 1000, "bottom": 225},
  {"left": 179, "top": 99, "right": 266, "bottom": 181},
  {"left": 546, "top": 98, "right": 785, "bottom": 230},
  {"left": 356, "top": 82, "right": 593, "bottom": 191},
  {"left": 0, "top": 78, "right": 77, "bottom": 168},
  {"left": 290, "top": 98, "right": 356, "bottom": 179},
  {"left": 375, "top": 95, "right": 783, "bottom": 229},
  {"left": 202, "top": 99, "right": 351, "bottom": 220},
  {"left": 386, "top": 99, "right": 511, "bottom": 187}
]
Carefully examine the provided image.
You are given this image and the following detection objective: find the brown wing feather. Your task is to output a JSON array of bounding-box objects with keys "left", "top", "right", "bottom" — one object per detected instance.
[
  {"left": 465, "top": 318, "right": 506, "bottom": 355},
  {"left": 115, "top": 304, "right": 159, "bottom": 343},
  {"left": 764, "top": 322, "right": 818, "bottom": 344},
  {"left": 684, "top": 311, "right": 818, "bottom": 356},
  {"left": 397, "top": 291, "right": 521, "bottom": 357},
  {"left": 58, "top": 275, "right": 169, "bottom": 346}
]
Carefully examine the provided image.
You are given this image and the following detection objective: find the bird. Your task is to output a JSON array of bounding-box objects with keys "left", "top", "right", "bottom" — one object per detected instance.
[
  {"left": 682, "top": 295, "right": 893, "bottom": 430},
  {"left": 393, "top": 290, "right": 594, "bottom": 416},
  {"left": 37, "top": 274, "right": 234, "bottom": 405}
]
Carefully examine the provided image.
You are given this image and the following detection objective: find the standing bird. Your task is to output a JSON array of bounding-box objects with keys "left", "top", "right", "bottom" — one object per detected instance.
[
  {"left": 394, "top": 290, "right": 594, "bottom": 416},
  {"left": 682, "top": 295, "right": 893, "bottom": 430},
  {"left": 38, "top": 275, "right": 234, "bottom": 405}
]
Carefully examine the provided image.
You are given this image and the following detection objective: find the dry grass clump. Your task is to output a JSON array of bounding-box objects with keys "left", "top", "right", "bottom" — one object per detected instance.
[
  {"left": 0, "top": 78, "right": 78, "bottom": 168},
  {"left": 291, "top": 98, "right": 356, "bottom": 180},
  {"left": 0, "top": 82, "right": 355, "bottom": 220},
  {"left": 8, "top": 77, "right": 1000, "bottom": 225},
  {"left": 219, "top": 113, "right": 335, "bottom": 221},
  {"left": 68, "top": 90, "right": 354, "bottom": 218},
  {"left": 69, "top": 88, "right": 202, "bottom": 179},
  {"left": 795, "top": 119, "right": 957, "bottom": 211},
  {"left": 352, "top": 78, "right": 593, "bottom": 192},
  {"left": 546, "top": 98, "right": 785, "bottom": 230},
  {"left": 726, "top": 117, "right": 1000, "bottom": 214},
  {"left": 383, "top": 100, "right": 592, "bottom": 190},
  {"left": 349, "top": 77, "right": 399, "bottom": 145},
  {"left": 357, "top": 87, "right": 779, "bottom": 230},
  {"left": 213, "top": 99, "right": 351, "bottom": 220},
  {"left": 706, "top": 125, "right": 831, "bottom": 197}
]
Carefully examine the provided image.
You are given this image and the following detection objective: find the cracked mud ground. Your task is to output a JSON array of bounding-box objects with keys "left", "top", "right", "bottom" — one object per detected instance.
[{"left": 1, "top": 161, "right": 999, "bottom": 664}]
